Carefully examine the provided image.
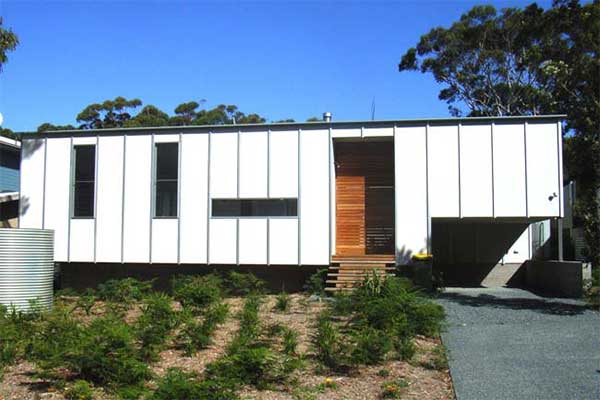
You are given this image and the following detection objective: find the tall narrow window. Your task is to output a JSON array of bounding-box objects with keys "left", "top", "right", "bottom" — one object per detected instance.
[
  {"left": 154, "top": 142, "right": 179, "bottom": 217},
  {"left": 72, "top": 145, "right": 96, "bottom": 218}
]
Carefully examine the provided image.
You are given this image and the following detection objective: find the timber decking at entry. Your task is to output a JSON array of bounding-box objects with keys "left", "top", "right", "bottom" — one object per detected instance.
[{"left": 326, "top": 254, "right": 395, "bottom": 292}]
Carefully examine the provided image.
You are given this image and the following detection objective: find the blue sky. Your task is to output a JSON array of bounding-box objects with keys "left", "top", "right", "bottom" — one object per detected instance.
[{"left": 1, "top": 0, "right": 553, "bottom": 132}]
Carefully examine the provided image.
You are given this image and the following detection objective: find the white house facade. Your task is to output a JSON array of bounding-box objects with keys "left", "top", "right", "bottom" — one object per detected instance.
[{"left": 19, "top": 115, "right": 564, "bottom": 278}]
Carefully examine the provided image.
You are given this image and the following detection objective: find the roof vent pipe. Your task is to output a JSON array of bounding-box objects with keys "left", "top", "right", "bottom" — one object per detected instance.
[{"left": 323, "top": 112, "right": 332, "bottom": 122}]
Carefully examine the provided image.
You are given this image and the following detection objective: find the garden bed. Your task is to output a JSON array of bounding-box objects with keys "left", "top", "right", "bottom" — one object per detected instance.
[{"left": 0, "top": 274, "right": 454, "bottom": 400}]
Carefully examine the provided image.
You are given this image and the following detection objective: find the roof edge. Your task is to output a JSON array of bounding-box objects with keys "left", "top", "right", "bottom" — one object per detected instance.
[{"left": 19, "top": 114, "right": 567, "bottom": 137}]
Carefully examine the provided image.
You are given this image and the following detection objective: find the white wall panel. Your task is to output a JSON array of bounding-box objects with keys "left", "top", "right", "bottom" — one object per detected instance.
[
  {"left": 300, "top": 129, "right": 329, "bottom": 265},
  {"left": 210, "top": 132, "right": 237, "bottom": 198},
  {"left": 96, "top": 136, "right": 124, "bottom": 262},
  {"left": 493, "top": 124, "right": 526, "bottom": 217},
  {"left": 331, "top": 128, "right": 361, "bottom": 138},
  {"left": 395, "top": 126, "right": 428, "bottom": 263},
  {"left": 428, "top": 125, "right": 459, "bottom": 217},
  {"left": 209, "top": 219, "right": 237, "bottom": 264},
  {"left": 239, "top": 131, "right": 267, "bottom": 198},
  {"left": 44, "top": 138, "right": 71, "bottom": 261},
  {"left": 154, "top": 134, "right": 180, "bottom": 143},
  {"left": 269, "top": 219, "right": 298, "bottom": 265},
  {"left": 526, "top": 123, "right": 560, "bottom": 217},
  {"left": 19, "top": 138, "right": 46, "bottom": 228},
  {"left": 269, "top": 130, "right": 298, "bottom": 198},
  {"left": 123, "top": 135, "right": 152, "bottom": 263},
  {"left": 151, "top": 219, "right": 178, "bottom": 263},
  {"left": 460, "top": 125, "right": 493, "bottom": 217},
  {"left": 239, "top": 219, "right": 267, "bottom": 264},
  {"left": 179, "top": 134, "right": 208, "bottom": 263},
  {"left": 363, "top": 127, "right": 393, "bottom": 137},
  {"left": 69, "top": 219, "right": 94, "bottom": 261}
]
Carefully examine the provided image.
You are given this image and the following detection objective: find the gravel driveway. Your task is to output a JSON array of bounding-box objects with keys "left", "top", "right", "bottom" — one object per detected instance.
[{"left": 436, "top": 287, "right": 599, "bottom": 400}]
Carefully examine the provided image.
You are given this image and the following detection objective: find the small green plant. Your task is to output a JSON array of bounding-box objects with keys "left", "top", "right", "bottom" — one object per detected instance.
[
  {"left": 316, "top": 377, "right": 338, "bottom": 391},
  {"left": 274, "top": 291, "right": 291, "bottom": 312},
  {"left": 136, "top": 293, "right": 178, "bottom": 360},
  {"left": 172, "top": 274, "right": 224, "bottom": 311},
  {"left": 584, "top": 268, "right": 599, "bottom": 310},
  {"left": 377, "top": 368, "right": 390, "bottom": 377},
  {"left": 351, "top": 327, "right": 392, "bottom": 365},
  {"left": 282, "top": 328, "right": 299, "bottom": 356},
  {"left": 381, "top": 379, "right": 409, "bottom": 399},
  {"left": 64, "top": 379, "right": 94, "bottom": 400},
  {"left": 74, "top": 291, "right": 96, "bottom": 316},
  {"left": 179, "top": 303, "right": 229, "bottom": 355},
  {"left": 421, "top": 344, "right": 449, "bottom": 371},
  {"left": 306, "top": 268, "right": 328, "bottom": 295},
  {"left": 150, "top": 368, "right": 238, "bottom": 400},
  {"left": 331, "top": 291, "right": 354, "bottom": 316},
  {"left": 394, "top": 336, "right": 416, "bottom": 361},
  {"left": 227, "top": 271, "right": 266, "bottom": 295},
  {"left": 96, "top": 277, "right": 153, "bottom": 303}
]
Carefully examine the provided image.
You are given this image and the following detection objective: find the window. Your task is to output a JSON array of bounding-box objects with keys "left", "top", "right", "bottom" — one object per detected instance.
[
  {"left": 72, "top": 145, "right": 96, "bottom": 218},
  {"left": 154, "top": 142, "right": 179, "bottom": 217},
  {"left": 212, "top": 199, "right": 297, "bottom": 217}
]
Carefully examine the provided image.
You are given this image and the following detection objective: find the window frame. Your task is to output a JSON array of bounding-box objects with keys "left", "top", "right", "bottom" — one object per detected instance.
[
  {"left": 152, "top": 141, "right": 180, "bottom": 219},
  {"left": 70, "top": 144, "right": 97, "bottom": 219},
  {"left": 210, "top": 198, "right": 298, "bottom": 219}
]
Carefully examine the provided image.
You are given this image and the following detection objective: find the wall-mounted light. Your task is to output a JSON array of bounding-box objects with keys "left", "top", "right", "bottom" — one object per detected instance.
[{"left": 548, "top": 192, "right": 557, "bottom": 201}]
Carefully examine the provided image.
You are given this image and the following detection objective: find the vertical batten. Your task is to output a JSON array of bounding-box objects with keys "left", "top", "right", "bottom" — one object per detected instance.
[
  {"left": 328, "top": 127, "right": 333, "bottom": 259},
  {"left": 149, "top": 133, "right": 155, "bottom": 263},
  {"left": 19, "top": 137, "right": 46, "bottom": 229},
  {"left": 297, "top": 128, "right": 301, "bottom": 265},
  {"left": 491, "top": 124, "right": 496, "bottom": 218},
  {"left": 457, "top": 123, "right": 462, "bottom": 218},
  {"left": 120, "top": 134, "right": 127, "bottom": 263},
  {"left": 524, "top": 122, "right": 529, "bottom": 218},
  {"left": 177, "top": 132, "right": 183, "bottom": 264},
  {"left": 93, "top": 135, "right": 99, "bottom": 262},
  {"left": 67, "top": 137, "right": 73, "bottom": 262},
  {"left": 557, "top": 122, "right": 564, "bottom": 218},
  {"left": 207, "top": 131, "right": 212, "bottom": 265},
  {"left": 42, "top": 138, "right": 48, "bottom": 229}
]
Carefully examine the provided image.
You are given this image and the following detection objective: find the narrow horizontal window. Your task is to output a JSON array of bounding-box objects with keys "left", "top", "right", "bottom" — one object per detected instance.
[
  {"left": 212, "top": 199, "right": 297, "bottom": 217},
  {"left": 72, "top": 145, "right": 96, "bottom": 218},
  {"left": 154, "top": 142, "right": 179, "bottom": 217}
]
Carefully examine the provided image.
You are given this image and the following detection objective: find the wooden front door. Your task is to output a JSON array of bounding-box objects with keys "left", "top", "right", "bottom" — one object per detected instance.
[{"left": 335, "top": 141, "right": 394, "bottom": 255}]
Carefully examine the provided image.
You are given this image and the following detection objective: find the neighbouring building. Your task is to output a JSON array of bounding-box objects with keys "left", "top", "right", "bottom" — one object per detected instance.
[
  {"left": 0, "top": 135, "right": 20, "bottom": 228},
  {"left": 18, "top": 115, "right": 565, "bottom": 287}
]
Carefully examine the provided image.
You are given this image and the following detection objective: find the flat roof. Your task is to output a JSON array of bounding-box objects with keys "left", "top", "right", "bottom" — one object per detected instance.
[{"left": 21, "top": 114, "right": 566, "bottom": 138}]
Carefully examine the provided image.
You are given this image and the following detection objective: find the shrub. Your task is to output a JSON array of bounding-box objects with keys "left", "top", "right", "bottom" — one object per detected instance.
[
  {"left": 172, "top": 274, "right": 223, "bottom": 311},
  {"left": 394, "top": 336, "right": 416, "bottom": 361},
  {"left": 179, "top": 304, "right": 229, "bottom": 355},
  {"left": 227, "top": 271, "right": 266, "bottom": 295},
  {"left": 64, "top": 380, "right": 94, "bottom": 400},
  {"left": 234, "top": 294, "right": 262, "bottom": 346},
  {"left": 71, "top": 316, "right": 151, "bottom": 388},
  {"left": 0, "top": 308, "right": 29, "bottom": 378},
  {"left": 351, "top": 327, "right": 392, "bottom": 365},
  {"left": 312, "top": 313, "right": 352, "bottom": 371},
  {"left": 331, "top": 292, "right": 354, "bottom": 316},
  {"left": 584, "top": 268, "right": 599, "bottom": 310},
  {"left": 306, "top": 268, "right": 328, "bottom": 295},
  {"left": 377, "top": 368, "right": 390, "bottom": 377},
  {"left": 150, "top": 368, "right": 238, "bottom": 400},
  {"left": 274, "top": 292, "right": 291, "bottom": 312},
  {"left": 136, "top": 293, "right": 178, "bottom": 360},
  {"left": 96, "top": 278, "right": 154, "bottom": 303}
]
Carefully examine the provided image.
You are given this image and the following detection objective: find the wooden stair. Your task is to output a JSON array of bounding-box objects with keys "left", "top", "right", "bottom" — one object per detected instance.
[{"left": 325, "top": 255, "right": 396, "bottom": 292}]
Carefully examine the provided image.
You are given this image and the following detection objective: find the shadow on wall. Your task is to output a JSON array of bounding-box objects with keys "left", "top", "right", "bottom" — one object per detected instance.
[
  {"left": 21, "top": 138, "right": 44, "bottom": 160},
  {"left": 432, "top": 220, "right": 529, "bottom": 287}
]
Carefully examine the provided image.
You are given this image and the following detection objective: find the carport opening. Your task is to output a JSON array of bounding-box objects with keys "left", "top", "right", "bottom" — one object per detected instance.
[{"left": 431, "top": 220, "right": 530, "bottom": 287}]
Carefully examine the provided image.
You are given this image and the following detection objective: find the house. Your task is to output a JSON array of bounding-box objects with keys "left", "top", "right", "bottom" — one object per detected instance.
[
  {"left": 0, "top": 135, "right": 20, "bottom": 228},
  {"left": 18, "top": 115, "right": 564, "bottom": 287}
]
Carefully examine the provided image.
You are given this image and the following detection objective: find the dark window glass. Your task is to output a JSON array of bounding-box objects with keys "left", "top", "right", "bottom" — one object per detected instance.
[
  {"left": 212, "top": 199, "right": 297, "bottom": 217},
  {"left": 72, "top": 145, "right": 96, "bottom": 217},
  {"left": 155, "top": 143, "right": 178, "bottom": 217}
]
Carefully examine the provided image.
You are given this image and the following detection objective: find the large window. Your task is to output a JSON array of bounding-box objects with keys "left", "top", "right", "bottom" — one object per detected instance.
[
  {"left": 212, "top": 199, "right": 297, "bottom": 217},
  {"left": 72, "top": 145, "right": 96, "bottom": 218},
  {"left": 154, "top": 142, "right": 179, "bottom": 217}
]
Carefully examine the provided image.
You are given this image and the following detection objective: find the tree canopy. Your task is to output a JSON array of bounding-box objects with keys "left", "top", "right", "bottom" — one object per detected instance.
[
  {"left": 399, "top": 0, "right": 599, "bottom": 264},
  {"left": 0, "top": 17, "right": 19, "bottom": 73}
]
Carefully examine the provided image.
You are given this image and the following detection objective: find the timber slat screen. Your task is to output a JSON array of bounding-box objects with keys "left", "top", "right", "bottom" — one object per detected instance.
[{"left": 334, "top": 141, "right": 394, "bottom": 255}]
